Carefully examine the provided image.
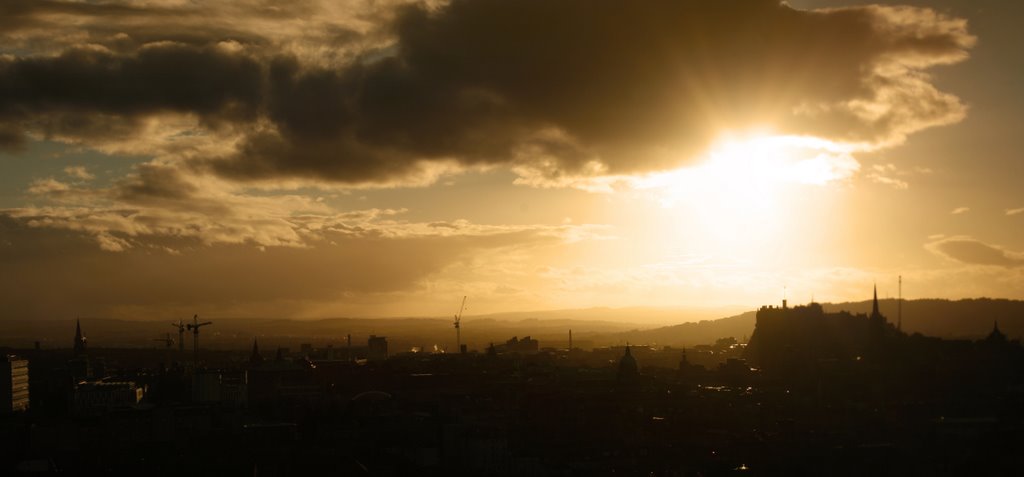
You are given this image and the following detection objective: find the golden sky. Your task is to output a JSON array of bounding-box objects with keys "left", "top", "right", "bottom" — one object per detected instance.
[{"left": 1, "top": 0, "right": 1021, "bottom": 322}]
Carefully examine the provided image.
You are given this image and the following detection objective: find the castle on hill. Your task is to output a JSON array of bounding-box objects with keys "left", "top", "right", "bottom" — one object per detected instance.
[{"left": 744, "top": 286, "right": 897, "bottom": 372}]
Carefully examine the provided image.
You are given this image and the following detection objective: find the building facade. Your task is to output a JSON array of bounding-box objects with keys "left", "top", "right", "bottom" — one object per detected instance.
[{"left": 1, "top": 355, "right": 29, "bottom": 412}]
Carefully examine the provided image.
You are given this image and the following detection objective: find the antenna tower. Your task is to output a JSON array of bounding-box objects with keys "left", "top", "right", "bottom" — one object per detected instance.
[
  {"left": 898, "top": 275, "right": 903, "bottom": 331},
  {"left": 454, "top": 296, "right": 467, "bottom": 353}
]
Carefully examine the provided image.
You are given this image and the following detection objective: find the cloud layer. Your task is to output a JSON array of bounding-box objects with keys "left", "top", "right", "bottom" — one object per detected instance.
[
  {"left": 0, "top": 1, "right": 987, "bottom": 320},
  {"left": 0, "top": 201, "right": 605, "bottom": 318},
  {"left": 0, "top": 0, "right": 975, "bottom": 185}
]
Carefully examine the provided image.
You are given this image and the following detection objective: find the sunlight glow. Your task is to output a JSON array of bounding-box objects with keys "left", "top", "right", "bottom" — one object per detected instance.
[
  {"left": 631, "top": 131, "right": 859, "bottom": 257},
  {"left": 635, "top": 131, "right": 858, "bottom": 206},
  {"left": 636, "top": 132, "right": 859, "bottom": 193}
]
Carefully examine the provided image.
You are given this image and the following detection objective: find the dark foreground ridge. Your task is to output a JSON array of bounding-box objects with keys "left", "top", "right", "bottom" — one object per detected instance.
[{"left": 2, "top": 291, "right": 1023, "bottom": 476}]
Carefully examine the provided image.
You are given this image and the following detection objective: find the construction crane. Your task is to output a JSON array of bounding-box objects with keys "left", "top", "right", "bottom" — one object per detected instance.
[
  {"left": 454, "top": 296, "right": 467, "bottom": 354},
  {"left": 171, "top": 319, "right": 186, "bottom": 353},
  {"left": 186, "top": 314, "right": 212, "bottom": 366},
  {"left": 153, "top": 333, "right": 174, "bottom": 349}
]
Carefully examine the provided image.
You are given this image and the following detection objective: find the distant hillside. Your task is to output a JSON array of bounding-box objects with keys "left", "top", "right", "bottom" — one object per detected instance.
[
  {"left": 823, "top": 298, "right": 1024, "bottom": 340},
  {"left": 604, "top": 298, "right": 1024, "bottom": 347},
  {"left": 0, "top": 315, "right": 642, "bottom": 352},
  {"left": 0, "top": 305, "right": 742, "bottom": 351},
  {"left": 472, "top": 305, "right": 748, "bottom": 326},
  {"left": 601, "top": 312, "right": 758, "bottom": 348},
  {"left": 1, "top": 299, "right": 1019, "bottom": 351}
]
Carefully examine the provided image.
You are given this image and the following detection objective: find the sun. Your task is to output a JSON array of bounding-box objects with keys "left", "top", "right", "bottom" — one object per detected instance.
[{"left": 632, "top": 130, "right": 860, "bottom": 256}]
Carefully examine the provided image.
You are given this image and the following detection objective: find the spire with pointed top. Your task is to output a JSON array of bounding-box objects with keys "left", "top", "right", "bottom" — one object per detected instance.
[
  {"left": 250, "top": 338, "right": 264, "bottom": 365},
  {"left": 986, "top": 320, "right": 1007, "bottom": 343},
  {"left": 872, "top": 283, "right": 880, "bottom": 317},
  {"left": 868, "top": 283, "right": 887, "bottom": 340},
  {"left": 618, "top": 343, "right": 638, "bottom": 382},
  {"left": 73, "top": 318, "right": 87, "bottom": 356}
]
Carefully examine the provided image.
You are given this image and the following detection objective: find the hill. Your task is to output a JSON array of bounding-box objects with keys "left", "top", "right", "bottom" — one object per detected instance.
[
  {"left": 604, "top": 298, "right": 1024, "bottom": 347},
  {"left": 2, "top": 299, "right": 1020, "bottom": 351}
]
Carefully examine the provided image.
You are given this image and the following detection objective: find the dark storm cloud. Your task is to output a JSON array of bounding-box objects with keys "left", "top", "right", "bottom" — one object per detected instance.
[
  {"left": 0, "top": 1, "right": 274, "bottom": 50},
  {"left": 0, "top": 43, "right": 263, "bottom": 143},
  {"left": 0, "top": 125, "right": 27, "bottom": 151},
  {"left": 927, "top": 237, "right": 1024, "bottom": 268},
  {"left": 0, "top": 0, "right": 147, "bottom": 30},
  {"left": 209, "top": 0, "right": 974, "bottom": 183},
  {"left": 0, "top": 0, "right": 974, "bottom": 185}
]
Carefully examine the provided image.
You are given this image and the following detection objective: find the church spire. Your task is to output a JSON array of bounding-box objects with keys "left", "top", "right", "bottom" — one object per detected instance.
[
  {"left": 618, "top": 342, "right": 639, "bottom": 382},
  {"left": 869, "top": 284, "right": 886, "bottom": 341},
  {"left": 872, "top": 283, "right": 880, "bottom": 317},
  {"left": 250, "top": 338, "right": 264, "bottom": 365},
  {"left": 73, "top": 318, "right": 87, "bottom": 356}
]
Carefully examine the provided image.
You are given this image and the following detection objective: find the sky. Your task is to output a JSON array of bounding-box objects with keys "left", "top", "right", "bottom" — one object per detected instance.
[{"left": 1, "top": 0, "right": 1021, "bottom": 322}]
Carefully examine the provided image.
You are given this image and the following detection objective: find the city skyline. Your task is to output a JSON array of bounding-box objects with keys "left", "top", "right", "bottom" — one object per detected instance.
[{"left": 1, "top": 0, "right": 1022, "bottom": 322}]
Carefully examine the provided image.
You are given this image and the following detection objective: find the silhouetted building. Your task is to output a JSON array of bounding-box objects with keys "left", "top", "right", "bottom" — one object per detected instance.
[
  {"left": 1, "top": 355, "right": 29, "bottom": 413},
  {"left": 68, "top": 356, "right": 92, "bottom": 381},
  {"left": 220, "top": 370, "right": 248, "bottom": 406},
  {"left": 677, "top": 348, "right": 703, "bottom": 380},
  {"left": 368, "top": 335, "right": 388, "bottom": 361},
  {"left": 193, "top": 371, "right": 222, "bottom": 402},
  {"left": 73, "top": 380, "right": 143, "bottom": 415},
  {"left": 193, "top": 370, "right": 248, "bottom": 405},
  {"left": 718, "top": 357, "right": 753, "bottom": 384},
  {"left": 498, "top": 336, "right": 539, "bottom": 353}
]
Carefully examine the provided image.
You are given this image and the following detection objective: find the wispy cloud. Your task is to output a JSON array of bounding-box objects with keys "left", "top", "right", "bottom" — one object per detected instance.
[
  {"left": 9, "top": 163, "right": 609, "bottom": 252},
  {"left": 951, "top": 207, "right": 970, "bottom": 215},
  {"left": 1006, "top": 207, "right": 1024, "bottom": 216},
  {"left": 926, "top": 236, "right": 1024, "bottom": 268},
  {"left": 64, "top": 166, "right": 95, "bottom": 181},
  {"left": 867, "top": 163, "right": 910, "bottom": 189}
]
